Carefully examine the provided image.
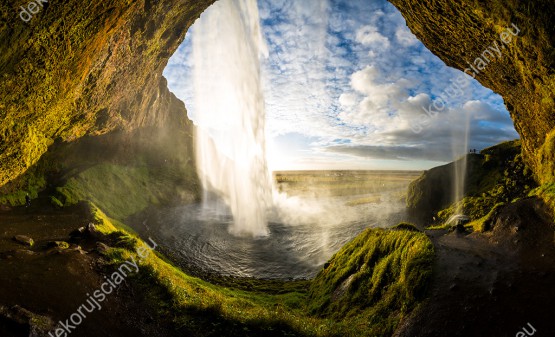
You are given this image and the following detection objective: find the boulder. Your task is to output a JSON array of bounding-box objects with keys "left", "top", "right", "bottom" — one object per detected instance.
[
  {"left": 13, "top": 235, "right": 34, "bottom": 247},
  {"left": 69, "top": 226, "right": 86, "bottom": 238},
  {"left": 46, "top": 241, "right": 70, "bottom": 249},
  {"left": 96, "top": 242, "right": 111, "bottom": 255}
]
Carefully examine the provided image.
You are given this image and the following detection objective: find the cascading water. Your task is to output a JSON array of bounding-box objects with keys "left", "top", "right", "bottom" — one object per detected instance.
[
  {"left": 452, "top": 108, "right": 472, "bottom": 215},
  {"left": 192, "top": 0, "right": 272, "bottom": 237}
]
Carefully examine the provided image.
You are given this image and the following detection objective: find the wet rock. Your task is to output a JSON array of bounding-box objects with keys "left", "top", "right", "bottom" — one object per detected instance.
[
  {"left": 15, "top": 249, "right": 36, "bottom": 256},
  {"left": 332, "top": 274, "right": 355, "bottom": 301},
  {"left": 66, "top": 244, "right": 87, "bottom": 255},
  {"left": 86, "top": 222, "right": 105, "bottom": 239},
  {"left": 13, "top": 235, "right": 34, "bottom": 247},
  {"left": 46, "top": 241, "right": 70, "bottom": 249},
  {"left": 70, "top": 226, "right": 86, "bottom": 238},
  {"left": 47, "top": 243, "right": 85, "bottom": 255},
  {"left": 70, "top": 223, "right": 105, "bottom": 241},
  {"left": 96, "top": 242, "right": 111, "bottom": 255}
]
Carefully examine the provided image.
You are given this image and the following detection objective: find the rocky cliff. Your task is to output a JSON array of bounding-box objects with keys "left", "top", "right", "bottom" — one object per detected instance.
[
  {"left": 406, "top": 140, "right": 535, "bottom": 221},
  {"left": 0, "top": 0, "right": 214, "bottom": 188},
  {"left": 389, "top": 0, "right": 555, "bottom": 184}
]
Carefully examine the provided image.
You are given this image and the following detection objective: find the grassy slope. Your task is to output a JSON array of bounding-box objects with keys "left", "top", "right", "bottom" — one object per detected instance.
[
  {"left": 423, "top": 139, "right": 555, "bottom": 233},
  {"left": 409, "top": 140, "right": 537, "bottom": 228},
  {"left": 439, "top": 140, "right": 535, "bottom": 222},
  {"left": 307, "top": 228, "right": 434, "bottom": 336},
  {"left": 91, "top": 205, "right": 434, "bottom": 337},
  {"left": 51, "top": 157, "right": 198, "bottom": 220},
  {"left": 1, "top": 124, "right": 199, "bottom": 220},
  {"left": 55, "top": 164, "right": 161, "bottom": 219}
]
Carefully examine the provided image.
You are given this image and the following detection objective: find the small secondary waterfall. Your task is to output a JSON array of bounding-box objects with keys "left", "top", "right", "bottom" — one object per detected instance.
[
  {"left": 192, "top": 0, "right": 272, "bottom": 237},
  {"left": 452, "top": 110, "right": 471, "bottom": 215}
]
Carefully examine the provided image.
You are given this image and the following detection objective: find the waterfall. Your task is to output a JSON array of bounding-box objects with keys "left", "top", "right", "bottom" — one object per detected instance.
[
  {"left": 452, "top": 110, "right": 471, "bottom": 215},
  {"left": 192, "top": 0, "right": 272, "bottom": 237}
]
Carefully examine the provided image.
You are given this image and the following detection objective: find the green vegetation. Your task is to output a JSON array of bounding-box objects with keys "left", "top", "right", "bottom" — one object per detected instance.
[
  {"left": 461, "top": 202, "right": 505, "bottom": 232},
  {"left": 0, "top": 159, "right": 53, "bottom": 206},
  {"left": 274, "top": 171, "right": 420, "bottom": 198},
  {"left": 52, "top": 161, "right": 198, "bottom": 220},
  {"left": 536, "top": 130, "right": 555, "bottom": 185},
  {"left": 530, "top": 183, "right": 555, "bottom": 221},
  {"left": 54, "top": 164, "right": 158, "bottom": 219},
  {"left": 436, "top": 141, "right": 534, "bottom": 224},
  {"left": 408, "top": 140, "right": 536, "bottom": 229},
  {"left": 392, "top": 222, "right": 421, "bottom": 232},
  {"left": 307, "top": 228, "right": 434, "bottom": 336},
  {"left": 90, "top": 205, "right": 434, "bottom": 337}
]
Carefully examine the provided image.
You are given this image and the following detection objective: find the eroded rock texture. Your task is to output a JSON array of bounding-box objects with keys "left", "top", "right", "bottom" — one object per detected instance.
[
  {"left": 389, "top": 0, "right": 555, "bottom": 182},
  {"left": 0, "top": 0, "right": 215, "bottom": 187}
]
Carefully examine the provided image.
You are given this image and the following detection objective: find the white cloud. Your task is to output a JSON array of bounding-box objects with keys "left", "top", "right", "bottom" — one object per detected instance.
[
  {"left": 339, "top": 93, "right": 358, "bottom": 107},
  {"left": 355, "top": 25, "right": 390, "bottom": 49},
  {"left": 163, "top": 0, "right": 518, "bottom": 170}
]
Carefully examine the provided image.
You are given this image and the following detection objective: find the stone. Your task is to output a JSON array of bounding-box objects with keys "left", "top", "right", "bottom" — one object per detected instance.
[
  {"left": 46, "top": 241, "right": 70, "bottom": 249},
  {"left": 13, "top": 235, "right": 34, "bottom": 247},
  {"left": 70, "top": 226, "right": 86, "bottom": 238},
  {"left": 86, "top": 222, "right": 105, "bottom": 239},
  {"left": 96, "top": 242, "right": 111, "bottom": 255}
]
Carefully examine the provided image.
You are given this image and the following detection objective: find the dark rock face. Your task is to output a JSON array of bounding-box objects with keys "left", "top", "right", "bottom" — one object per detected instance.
[
  {"left": 0, "top": 0, "right": 215, "bottom": 187},
  {"left": 406, "top": 154, "right": 483, "bottom": 219},
  {"left": 388, "top": 0, "right": 555, "bottom": 182},
  {"left": 406, "top": 140, "right": 536, "bottom": 221}
]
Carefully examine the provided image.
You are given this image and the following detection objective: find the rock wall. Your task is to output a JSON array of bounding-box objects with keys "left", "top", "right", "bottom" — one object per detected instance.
[
  {"left": 389, "top": 0, "right": 555, "bottom": 183},
  {"left": 0, "top": 0, "right": 215, "bottom": 187},
  {"left": 1, "top": 0, "right": 553, "bottom": 193}
]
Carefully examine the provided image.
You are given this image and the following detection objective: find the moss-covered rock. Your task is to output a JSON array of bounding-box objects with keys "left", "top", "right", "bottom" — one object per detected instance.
[
  {"left": 0, "top": 0, "right": 214, "bottom": 188},
  {"left": 406, "top": 153, "right": 486, "bottom": 219},
  {"left": 307, "top": 228, "right": 434, "bottom": 336},
  {"left": 407, "top": 140, "right": 536, "bottom": 221}
]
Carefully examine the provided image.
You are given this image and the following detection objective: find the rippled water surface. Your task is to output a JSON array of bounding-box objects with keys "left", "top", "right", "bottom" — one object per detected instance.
[{"left": 132, "top": 189, "right": 410, "bottom": 279}]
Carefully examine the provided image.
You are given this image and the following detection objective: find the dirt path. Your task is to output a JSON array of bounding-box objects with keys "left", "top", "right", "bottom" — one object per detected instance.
[
  {"left": 395, "top": 198, "right": 555, "bottom": 337},
  {"left": 0, "top": 200, "right": 175, "bottom": 337}
]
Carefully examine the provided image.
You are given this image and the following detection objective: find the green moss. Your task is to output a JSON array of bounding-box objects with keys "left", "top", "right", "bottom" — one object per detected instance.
[
  {"left": 307, "top": 228, "right": 434, "bottom": 336},
  {"left": 392, "top": 222, "right": 421, "bottom": 232},
  {"left": 50, "top": 196, "right": 64, "bottom": 208},
  {"left": 0, "top": 159, "right": 51, "bottom": 206},
  {"left": 536, "top": 130, "right": 555, "bottom": 184},
  {"left": 530, "top": 183, "right": 555, "bottom": 221},
  {"left": 52, "top": 163, "right": 178, "bottom": 220}
]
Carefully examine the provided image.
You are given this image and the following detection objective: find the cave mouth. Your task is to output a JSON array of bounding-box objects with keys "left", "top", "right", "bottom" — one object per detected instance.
[
  {"left": 164, "top": 0, "right": 517, "bottom": 172},
  {"left": 151, "top": 0, "right": 520, "bottom": 279}
]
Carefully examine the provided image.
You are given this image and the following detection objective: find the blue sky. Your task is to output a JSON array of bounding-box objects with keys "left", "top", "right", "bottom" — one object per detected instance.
[{"left": 163, "top": 0, "right": 518, "bottom": 171}]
